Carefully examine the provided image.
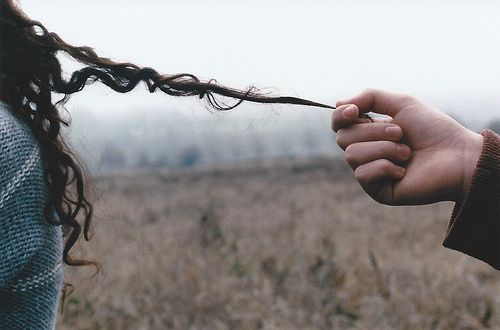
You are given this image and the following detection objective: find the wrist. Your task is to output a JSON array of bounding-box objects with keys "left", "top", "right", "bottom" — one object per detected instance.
[{"left": 457, "top": 130, "right": 484, "bottom": 203}]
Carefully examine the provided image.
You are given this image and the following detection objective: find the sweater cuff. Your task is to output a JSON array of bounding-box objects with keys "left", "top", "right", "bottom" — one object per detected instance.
[{"left": 443, "top": 129, "right": 500, "bottom": 270}]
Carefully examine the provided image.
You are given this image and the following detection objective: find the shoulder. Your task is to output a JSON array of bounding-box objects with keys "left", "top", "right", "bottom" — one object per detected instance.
[
  {"left": 0, "top": 100, "right": 39, "bottom": 149},
  {"left": 0, "top": 101, "right": 43, "bottom": 185},
  {"left": 0, "top": 101, "right": 48, "bottom": 287},
  {"left": 0, "top": 100, "right": 45, "bottom": 208}
]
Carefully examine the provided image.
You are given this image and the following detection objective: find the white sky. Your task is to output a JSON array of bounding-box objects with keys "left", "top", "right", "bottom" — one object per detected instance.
[{"left": 19, "top": 0, "right": 500, "bottom": 124}]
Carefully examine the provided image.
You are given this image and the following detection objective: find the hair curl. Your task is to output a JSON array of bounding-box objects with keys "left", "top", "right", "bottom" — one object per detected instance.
[{"left": 0, "top": 1, "right": 335, "bottom": 270}]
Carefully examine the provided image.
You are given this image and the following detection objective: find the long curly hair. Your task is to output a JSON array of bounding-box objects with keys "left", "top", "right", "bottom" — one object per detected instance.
[{"left": 0, "top": 1, "right": 335, "bottom": 269}]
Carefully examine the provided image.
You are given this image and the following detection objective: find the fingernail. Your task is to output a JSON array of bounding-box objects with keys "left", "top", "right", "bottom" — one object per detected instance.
[
  {"left": 398, "top": 167, "right": 406, "bottom": 178},
  {"left": 343, "top": 105, "right": 357, "bottom": 118},
  {"left": 397, "top": 144, "right": 411, "bottom": 158},
  {"left": 385, "top": 125, "right": 402, "bottom": 138}
]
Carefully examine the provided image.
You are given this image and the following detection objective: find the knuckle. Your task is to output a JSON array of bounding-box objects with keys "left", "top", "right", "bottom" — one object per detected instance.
[
  {"left": 365, "top": 125, "right": 384, "bottom": 141},
  {"left": 354, "top": 167, "right": 362, "bottom": 180},
  {"left": 379, "top": 159, "right": 393, "bottom": 171},
  {"left": 354, "top": 166, "right": 366, "bottom": 182},
  {"left": 362, "top": 87, "right": 378, "bottom": 97},
  {"left": 332, "top": 109, "right": 342, "bottom": 131},
  {"left": 387, "top": 141, "right": 400, "bottom": 155},
  {"left": 344, "top": 145, "right": 357, "bottom": 165},
  {"left": 379, "top": 142, "right": 396, "bottom": 159},
  {"left": 336, "top": 130, "right": 346, "bottom": 149},
  {"left": 362, "top": 87, "right": 374, "bottom": 95},
  {"left": 391, "top": 141, "right": 400, "bottom": 152}
]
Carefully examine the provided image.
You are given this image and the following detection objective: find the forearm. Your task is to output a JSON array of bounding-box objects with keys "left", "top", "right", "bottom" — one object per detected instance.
[{"left": 443, "top": 129, "right": 500, "bottom": 270}]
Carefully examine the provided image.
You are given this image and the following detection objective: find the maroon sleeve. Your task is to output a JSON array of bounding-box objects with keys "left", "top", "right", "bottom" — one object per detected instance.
[{"left": 443, "top": 129, "right": 500, "bottom": 270}]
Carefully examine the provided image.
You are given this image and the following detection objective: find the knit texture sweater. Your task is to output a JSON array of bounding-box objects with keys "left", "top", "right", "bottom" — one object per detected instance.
[
  {"left": 0, "top": 101, "right": 63, "bottom": 330},
  {"left": 443, "top": 129, "right": 500, "bottom": 270}
]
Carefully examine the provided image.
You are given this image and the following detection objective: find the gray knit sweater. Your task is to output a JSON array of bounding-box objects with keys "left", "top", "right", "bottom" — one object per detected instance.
[{"left": 0, "top": 101, "right": 63, "bottom": 329}]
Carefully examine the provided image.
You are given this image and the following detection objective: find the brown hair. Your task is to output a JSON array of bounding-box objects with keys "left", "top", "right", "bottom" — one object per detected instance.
[{"left": 0, "top": 0, "right": 335, "bottom": 269}]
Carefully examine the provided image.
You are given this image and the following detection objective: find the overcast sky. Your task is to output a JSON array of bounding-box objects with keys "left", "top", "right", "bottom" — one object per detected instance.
[{"left": 20, "top": 0, "right": 500, "bottom": 125}]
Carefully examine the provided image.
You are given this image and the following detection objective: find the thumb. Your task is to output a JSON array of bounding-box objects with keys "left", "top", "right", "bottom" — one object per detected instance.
[{"left": 336, "top": 88, "right": 415, "bottom": 117}]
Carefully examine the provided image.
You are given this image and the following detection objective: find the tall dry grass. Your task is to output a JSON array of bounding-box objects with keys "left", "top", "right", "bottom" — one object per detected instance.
[{"left": 57, "top": 158, "right": 499, "bottom": 330}]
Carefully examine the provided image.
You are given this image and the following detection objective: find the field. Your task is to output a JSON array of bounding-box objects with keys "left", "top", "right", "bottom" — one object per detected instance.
[{"left": 57, "top": 157, "right": 499, "bottom": 330}]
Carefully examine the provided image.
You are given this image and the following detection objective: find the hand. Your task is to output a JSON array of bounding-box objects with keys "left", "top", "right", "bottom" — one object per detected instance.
[{"left": 332, "top": 89, "right": 484, "bottom": 205}]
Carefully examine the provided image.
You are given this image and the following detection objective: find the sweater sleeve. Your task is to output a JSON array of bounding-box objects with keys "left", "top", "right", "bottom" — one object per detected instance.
[
  {"left": 0, "top": 112, "right": 46, "bottom": 288},
  {"left": 443, "top": 129, "right": 500, "bottom": 270}
]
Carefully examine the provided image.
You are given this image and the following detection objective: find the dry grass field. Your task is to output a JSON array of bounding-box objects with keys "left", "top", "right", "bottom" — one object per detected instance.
[{"left": 57, "top": 157, "right": 499, "bottom": 330}]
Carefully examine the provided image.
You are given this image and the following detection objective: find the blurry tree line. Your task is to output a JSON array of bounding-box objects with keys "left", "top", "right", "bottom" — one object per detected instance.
[{"left": 70, "top": 105, "right": 340, "bottom": 173}]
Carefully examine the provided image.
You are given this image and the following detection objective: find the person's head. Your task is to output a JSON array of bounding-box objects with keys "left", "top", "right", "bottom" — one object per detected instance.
[{"left": 0, "top": 0, "right": 334, "bottom": 269}]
